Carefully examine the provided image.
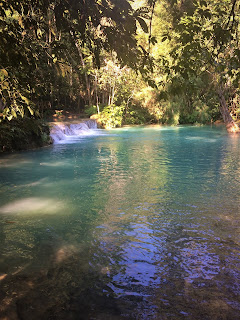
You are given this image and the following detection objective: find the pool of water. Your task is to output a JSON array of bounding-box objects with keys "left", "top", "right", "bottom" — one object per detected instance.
[{"left": 0, "top": 125, "right": 240, "bottom": 319}]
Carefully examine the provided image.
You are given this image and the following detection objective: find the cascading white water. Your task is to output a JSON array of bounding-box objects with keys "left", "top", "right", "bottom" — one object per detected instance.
[{"left": 50, "top": 119, "right": 99, "bottom": 144}]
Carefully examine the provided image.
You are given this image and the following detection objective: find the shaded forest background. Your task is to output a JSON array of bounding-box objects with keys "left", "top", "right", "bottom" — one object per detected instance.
[{"left": 0, "top": 0, "right": 240, "bottom": 139}]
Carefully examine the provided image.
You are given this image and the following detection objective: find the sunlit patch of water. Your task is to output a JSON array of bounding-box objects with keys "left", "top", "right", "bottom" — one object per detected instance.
[{"left": 0, "top": 197, "right": 65, "bottom": 215}]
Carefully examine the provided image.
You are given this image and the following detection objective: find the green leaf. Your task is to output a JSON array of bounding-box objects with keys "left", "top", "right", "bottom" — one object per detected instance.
[
  {"left": 200, "top": 0, "right": 207, "bottom": 7},
  {"left": 148, "top": 79, "right": 157, "bottom": 88},
  {"left": 150, "top": 36, "right": 158, "bottom": 45},
  {"left": 136, "top": 17, "right": 148, "bottom": 33}
]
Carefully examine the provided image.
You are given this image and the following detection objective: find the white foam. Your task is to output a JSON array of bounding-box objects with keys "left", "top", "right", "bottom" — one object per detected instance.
[{"left": 50, "top": 120, "right": 101, "bottom": 144}]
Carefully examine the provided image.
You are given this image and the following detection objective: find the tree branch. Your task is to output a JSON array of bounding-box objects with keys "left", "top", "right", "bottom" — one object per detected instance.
[
  {"left": 225, "top": 0, "right": 238, "bottom": 31},
  {"left": 148, "top": 0, "right": 156, "bottom": 52}
]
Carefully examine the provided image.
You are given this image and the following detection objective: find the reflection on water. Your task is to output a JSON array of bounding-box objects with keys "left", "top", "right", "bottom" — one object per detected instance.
[{"left": 0, "top": 125, "right": 240, "bottom": 319}]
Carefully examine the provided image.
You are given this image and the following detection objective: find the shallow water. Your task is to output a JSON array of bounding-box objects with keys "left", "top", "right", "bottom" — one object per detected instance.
[{"left": 0, "top": 125, "right": 240, "bottom": 319}]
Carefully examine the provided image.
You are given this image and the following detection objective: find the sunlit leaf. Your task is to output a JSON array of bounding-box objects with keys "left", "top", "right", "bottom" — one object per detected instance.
[
  {"left": 20, "top": 94, "right": 30, "bottom": 105},
  {"left": 0, "top": 69, "right": 8, "bottom": 77},
  {"left": 37, "top": 28, "right": 42, "bottom": 38},
  {"left": 27, "top": 106, "right": 34, "bottom": 115},
  {"left": 2, "top": 81, "right": 9, "bottom": 90},
  {"left": 11, "top": 109, "right": 17, "bottom": 118}
]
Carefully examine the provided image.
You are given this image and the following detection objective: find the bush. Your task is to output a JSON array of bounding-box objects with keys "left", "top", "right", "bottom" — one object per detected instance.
[
  {"left": 0, "top": 117, "right": 52, "bottom": 152},
  {"left": 179, "top": 101, "right": 214, "bottom": 124},
  {"left": 160, "top": 101, "right": 180, "bottom": 125},
  {"left": 123, "top": 105, "right": 156, "bottom": 125},
  {"left": 85, "top": 105, "right": 98, "bottom": 117},
  {"left": 95, "top": 105, "right": 124, "bottom": 128}
]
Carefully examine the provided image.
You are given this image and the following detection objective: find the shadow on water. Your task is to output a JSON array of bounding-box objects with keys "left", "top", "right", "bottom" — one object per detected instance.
[
  {"left": 0, "top": 226, "right": 239, "bottom": 320},
  {"left": 0, "top": 207, "right": 239, "bottom": 320}
]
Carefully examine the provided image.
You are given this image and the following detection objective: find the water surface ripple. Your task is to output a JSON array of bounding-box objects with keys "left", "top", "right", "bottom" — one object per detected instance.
[{"left": 0, "top": 125, "right": 240, "bottom": 319}]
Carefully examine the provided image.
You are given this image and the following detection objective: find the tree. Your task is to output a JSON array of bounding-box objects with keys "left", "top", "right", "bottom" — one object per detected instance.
[
  {"left": 0, "top": 0, "right": 150, "bottom": 121},
  {"left": 163, "top": 0, "right": 240, "bottom": 132}
]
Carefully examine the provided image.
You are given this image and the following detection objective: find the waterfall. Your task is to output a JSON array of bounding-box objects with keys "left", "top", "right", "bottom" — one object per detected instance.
[{"left": 50, "top": 119, "right": 99, "bottom": 144}]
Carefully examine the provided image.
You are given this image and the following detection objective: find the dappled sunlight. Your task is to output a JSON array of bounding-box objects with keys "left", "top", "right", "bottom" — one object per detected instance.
[
  {"left": 143, "top": 124, "right": 181, "bottom": 131},
  {"left": 226, "top": 123, "right": 240, "bottom": 133},
  {"left": 13, "top": 177, "right": 93, "bottom": 194},
  {"left": 39, "top": 161, "right": 73, "bottom": 167},
  {"left": 0, "top": 273, "right": 7, "bottom": 281},
  {"left": 185, "top": 136, "right": 217, "bottom": 142},
  {"left": 0, "top": 157, "right": 32, "bottom": 168},
  {"left": 21, "top": 177, "right": 49, "bottom": 187},
  {"left": 54, "top": 244, "right": 80, "bottom": 264},
  {"left": 0, "top": 197, "right": 64, "bottom": 215}
]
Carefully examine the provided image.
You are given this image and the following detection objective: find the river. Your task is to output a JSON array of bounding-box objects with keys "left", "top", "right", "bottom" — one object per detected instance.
[{"left": 0, "top": 124, "right": 239, "bottom": 319}]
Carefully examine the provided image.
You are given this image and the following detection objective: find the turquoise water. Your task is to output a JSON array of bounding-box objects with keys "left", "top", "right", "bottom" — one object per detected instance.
[{"left": 0, "top": 125, "right": 240, "bottom": 319}]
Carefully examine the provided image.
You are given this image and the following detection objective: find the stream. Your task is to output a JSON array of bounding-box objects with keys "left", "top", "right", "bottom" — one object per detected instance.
[{"left": 0, "top": 124, "right": 239, "bottom": 319}]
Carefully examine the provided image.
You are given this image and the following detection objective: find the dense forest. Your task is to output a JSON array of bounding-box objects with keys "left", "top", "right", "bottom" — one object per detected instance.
[{"left": 0, "top": 0, "right": 240, "bottom": 150}]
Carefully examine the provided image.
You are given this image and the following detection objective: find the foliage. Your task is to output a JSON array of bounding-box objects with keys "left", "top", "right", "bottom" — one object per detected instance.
[
  {"left": 95, "top": 104, "right": 125, "bottom": 128},
  {"left": 0, "top": 0, "right": 151, "bottom": 122},
  {"left": 160, "top": 0, "right": 240, "bottom": 130},
  {"left": 229, "top": 94, "right": 240, "bottom": 123},
  {"left": 0, "top": 117, "right": 51, "bottom": 152},
  {"left": 1, "top": 0, "right": 239, "bottom": 133},
  {"left": 124, "top": 104, "right": 156, "bottom": 125},
  {"left": 92, "top": 101, "right": 157, "bottom": 128},
  {"left": 85, "top": 105, "right": 99, "bottom": 117}
]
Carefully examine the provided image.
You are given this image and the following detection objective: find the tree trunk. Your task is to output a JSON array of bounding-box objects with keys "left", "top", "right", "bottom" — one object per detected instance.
[
  {"left": 109, "top": 77, "right": 115, "bottom": 105},
  {"left": 74, "top": 39, "right": 92, "bottom": 106},
  {"left": 94, "top": 72, "right": 100, "bottom": 114},
  {"left": 217, "top": 86, "right": 240, "bottom": 133}
]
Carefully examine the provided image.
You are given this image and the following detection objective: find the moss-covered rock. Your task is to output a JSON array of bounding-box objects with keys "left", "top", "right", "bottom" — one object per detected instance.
[{"left": 0, "top": 118, "right": 52, "bottom": 152}]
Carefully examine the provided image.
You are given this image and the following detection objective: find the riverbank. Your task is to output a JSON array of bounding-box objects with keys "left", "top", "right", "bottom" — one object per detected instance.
[
  {"left": 0, "top": 118, "right": 52, "bottom": 153},
  {"left": 0, "top": 113, "right": 233, "bottom": 153},
  {"left": 0, "top": 111, "right": 96, "bottom": 153}
]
